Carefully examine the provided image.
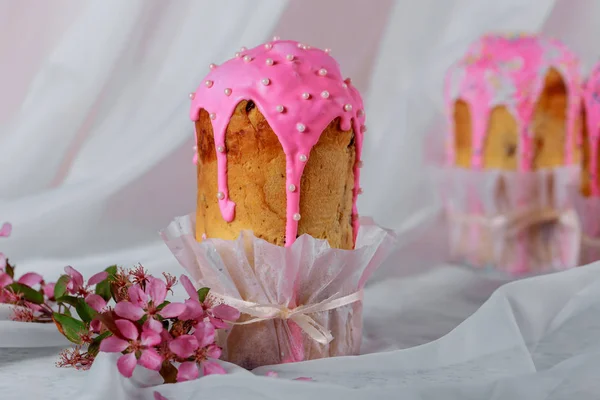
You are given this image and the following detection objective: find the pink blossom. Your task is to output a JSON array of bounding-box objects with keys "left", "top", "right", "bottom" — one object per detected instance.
[
  {"left": 0, "top": 271, "right": 43, "bottom": 290},
  {"left": 43, "top": 282, "right": 56, "bottom": 300},
  {"left": 168, "top": 320, "right": 224, "bottom": 382},
  {"left": 64, "top": 266, "right": 108, "bottom": 297},
  {"left": 0, "top": 223, "right": 12, "bottom": 237},
  {"left": 178, "top": 275, "right": 240, "bottom": 327},
  {"left": 85, "top": 294, "right": 107, "bottom": 312},
  {"left": 99, "top": 319, "right": 163, "bottom": 378},
  {"left": 114, "top": 277, "right": 186, "bottom": 332}
]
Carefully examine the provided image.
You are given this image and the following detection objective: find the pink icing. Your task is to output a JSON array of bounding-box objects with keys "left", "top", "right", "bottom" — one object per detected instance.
[
  {"left": 190, "top": 39, "right": 366, "bottom": 246},
  {"left": 444, "top": 33, "right": 582, "bottom": 171},
  {"left": 583, "top": 63, "right": 600, "bottom": 196}
]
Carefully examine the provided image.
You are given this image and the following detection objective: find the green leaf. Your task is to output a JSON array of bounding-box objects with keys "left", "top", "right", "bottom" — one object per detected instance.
[
  {"left": 92, "top": 331, "right": 112, "bottom": 344},
  {"left": 52, "top": 313, "right": 87, "bottom": 344},
  {"left": 75, "top": 298, "right": 97, "bottom": 323},
  {"left": 5, "top": 262, "right": 14, "bottom": 279},
  {"left": 63, "top": 307, "right": 72, "bottom": 317},
  {"left": 105, "top": 265, "right": 118, "bottom": 279},
  {"left": 197, "top": 287, "right": 210, "bottom": 303},
  {"left": 87, "top": 342, "right": 100, "bottom": 357},
  {"left": 94, "top": 280, "right": 112, "bottom": 302},
  {"left": 55, "top": 295, "right": 79, "bottom": 307},
  {"left": 54, "top": 275, "right": 71, "bottom": 299},
  {"left": 157, "top": 301, "right": 170, "bottom": 310},
  {"left": 6, "top": 283, "right": 44, "bottom": 304}
]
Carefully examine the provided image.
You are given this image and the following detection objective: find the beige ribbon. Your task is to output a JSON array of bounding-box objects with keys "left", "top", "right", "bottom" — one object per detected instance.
[{"left": 209, "top": 290, "right": 364, "bottom": 345}]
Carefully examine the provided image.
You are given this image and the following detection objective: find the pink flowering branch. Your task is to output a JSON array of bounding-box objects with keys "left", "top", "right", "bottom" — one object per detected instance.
[{"left": 1, "top": 221, "right": 240, "bottom": 384}]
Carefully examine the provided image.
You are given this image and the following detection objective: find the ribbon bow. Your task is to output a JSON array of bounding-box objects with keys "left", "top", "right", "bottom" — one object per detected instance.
[{"left": 208, "top": 290, "right": 364, "bottom": 345}]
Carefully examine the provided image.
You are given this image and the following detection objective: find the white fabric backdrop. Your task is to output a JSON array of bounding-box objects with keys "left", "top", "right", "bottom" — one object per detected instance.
[{"left": 2, "top": 0, "right": 600, "bottom": 398}]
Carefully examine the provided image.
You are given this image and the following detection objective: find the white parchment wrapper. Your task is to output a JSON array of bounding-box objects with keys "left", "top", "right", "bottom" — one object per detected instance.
[
  {"left": 431, "top": 166, "right": 581, "bottom": 276},
  {"left": 160, "top": 214, "right": 397, "bottom": 369},
  {"left": 573, "top": 194, "right": 600, "bottom": 265}
]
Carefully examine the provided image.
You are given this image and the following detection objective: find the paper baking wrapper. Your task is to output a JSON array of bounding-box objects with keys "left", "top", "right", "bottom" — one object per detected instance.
[
  {"left": 160, "top": 214, "right": 397, "bottom": 369},
  {"left": 431, "top": 166, "right": 581, "bottom": 275},
  {"left": 573, "top": 194, "right": 600, "bottom": 264}
]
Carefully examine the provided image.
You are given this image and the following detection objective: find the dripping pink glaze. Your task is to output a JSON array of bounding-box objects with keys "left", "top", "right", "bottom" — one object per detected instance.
[
  {"left": 444, "top": 33, "right": 582, "bottom": 171},
  {"left": 190, "top": 40, "right": 365, "bottom": 246},
  {"left": 583, "top": 63, "right": 600, "bottom": 196}
]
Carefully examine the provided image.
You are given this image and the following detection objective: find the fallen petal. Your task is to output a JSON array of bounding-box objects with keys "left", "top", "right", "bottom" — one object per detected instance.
[
  {"left": 0, "top": 222, "right": 12, "bottom": 237},
  {"left": 117, "top": 353, "right": 137, "bottom": 378},
  {"left": 266, "top": 371, "right": 278, "bottom": 377},
  {"left": 115, "top": 319, "right": 140, "bottom": 340},
  {"left": 99, "top": 336, "right": 129, "bottom": 353},
  {"left": 115, "top": 301, "right": 145, "bottom": 321},
  {"left": 177, "top": 361, "right": 200, "bottom": 382},
  {"left": 153, "top": 391, "right": 169, "bottom": 400}
]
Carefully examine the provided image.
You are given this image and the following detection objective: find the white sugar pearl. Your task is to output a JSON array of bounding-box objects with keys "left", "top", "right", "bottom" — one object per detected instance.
[
  {"left": 344, "top": 104, "right": 353, "bottom": 112},
  {"left": 273, "top": 36, "right": 280, "bottom": 41},
  {"left": 276, "top": 105, "right": 285, "bottom": 113},
  {"left": 209, "top": 63, "right": 217, "bottom": 70},
  {"left": 342, "top": 83, "right": 348, "bottom": 88},
  {"left": 297, "top": 43, "right": 304, "bottom": 48},
  {"left": 293, "top": 213, "right": 301, "bottom": 221},
  {"left": 345, "top": 78, "right": 352, "bottom": 85},
  {"left": 189, "top": 92, "right": 195, "bottom": 100},
  {"left": 224, "top": 88, "right": 232, "bottom": 96},
  {"left": 261, "top": 78, "right": 270, "bottom": 86},
  {"left": 243, "top": 55, "right": 252, "bottom": 63},
  {"left": 301, "top": 92, "right": 310, "bottom": 100},
  {"left": 296, "top": 123, "right": 306, "bottom": 132},
  {"left": 357, "top": 160, "right": 364, "bottom": 168},
  {"left": 193, "top": 145, "right": 197, "bottom": 150},
  {"left": 357, "top": 188, "right": 364, "bottom": 194},
  {"left": 318, "top": 68, "right": 327, "bottom": 76},
  {"left": 265, "top": 58, "right": 274, "bottom": 66},
  {"left": 357, "top": 109, "right": 365, "bottom": 117},
  {"left": 216, "top": 192, "right": 225, "bottom": 200},
  {"left": 361, "top": 125, "right": 367, "bottom": 133},
  {"left": 235, "top": 52, "right": 241, "bottom": 58},
  {"left": 217, "top": 146, "right": 225, "bottom": 153},
  {"left": 205, "top": 80, "right": 213, "bottom": 88},
  {"left": 288, "top": 184, "right": 296, "bottom": 192},
  {"left": 286, "top": 54, "right": 294, "bottom": 61},
  {"left": 320, "top": 91, "right": 330, "bottom": 99},
  {"left": 299, "top": 154, "right": 308, "bottom": 162},
  {"left": 240, "top": 46, "right": 247, "bottom": 51},
  {"left": 209, "top": 113, "right": 216, "bottom": 120},
  {"left": 265, "top": 43, "right": 273, "bottom": 50},
  {"left": 325, "top": 48, "right": 331, "bottom": 54}
]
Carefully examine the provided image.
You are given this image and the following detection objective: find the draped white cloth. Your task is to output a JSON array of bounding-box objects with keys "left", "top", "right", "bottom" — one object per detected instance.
[{"left": 2, "top": 0, "right": 600, "bottom": 398}]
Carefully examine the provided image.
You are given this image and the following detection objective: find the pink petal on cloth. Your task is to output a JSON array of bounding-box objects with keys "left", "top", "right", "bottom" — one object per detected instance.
[
  {"left": 115, "top": 301, "right": 145, "bottom": 321},
  {"left": 85, "top": 294, "right": 107, "bottom": 312},
  {"left": 177, "top": 361, "right": 200, "bottom": 382},
  {"left": 140, "top": 329, "right": 162, "bottom": 347},
  {"left": 178, "top": 299, "right": 204, "bottom": 321},
  {"left": 17, "top": 272, "right": 43, "bottom": 287},
  {"left": 0, "top": 273, "right": 13, "bottom": 288},
  {"left": 115, "top": 319, "right": 140, "bottom": 341},
  {"left": 153, "top": 391, "right": 169, "bottom": 400},
  {"left": 138, "top": 348, "right": 163, "bottom": 371},
  {"left": 43, "top": 283, "right": 55, "bottom": 299},
  {"left": 99, "top": 336, "right": 129, "bottom": 353},
  {"left": 88, "top": 271, "right": 108, "bottom": 285},
  {"left": 117, "top": 353, "right": 137, "bottom": 378},
  {"left": 206, "top": 344, "right": 222, "bottom": 359},
  {"left": 212, "top": 304, "right": 240, "bottom": 321},
  {"left": 193, "top": 320, "right": 216, "bottom": 348},
  {"left": 169, "top": 335, "right": 198, "bottom": 358},
  {"left": 64, "top": 266, "right": 84, "bottom": 288},
  {"left": 179, "top": 275, "right": 198, "bottom": 300},
  {"left": 147, "top": 277, "right": 167, "bottom": 305},
  {"left": 144, "top": 318, "right": 164, "bottom": 333},
  {"left": 266, "top": 371, "right": 279, "bottom": 378},
  {"left": 159, "top": 302, "right": 186, "bottom": 318},
  {"left": 0, "top": 223, "right": 12, "bottom": 237},
  {"left": 202, "top": 361, "right": 226, "bottom": 376}
]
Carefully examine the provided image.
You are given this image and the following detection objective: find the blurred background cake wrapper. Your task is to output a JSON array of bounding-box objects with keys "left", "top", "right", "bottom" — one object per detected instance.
[{"left": 160, "top": 214, "right": 397, "bottom": 369}]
